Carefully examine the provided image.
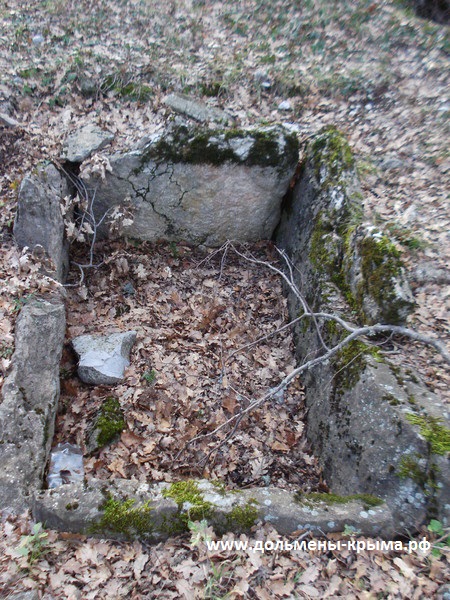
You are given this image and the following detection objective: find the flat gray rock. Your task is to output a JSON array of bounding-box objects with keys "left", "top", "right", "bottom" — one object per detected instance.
[
  {"left": 61, "top": 124, "right": 114, "bottom": 162},
  {"left": 72, "top": 331, "right": 137, "bottom": 385},
  {"left": 163, "top": 93, "right": 230, "bottom": 124}
]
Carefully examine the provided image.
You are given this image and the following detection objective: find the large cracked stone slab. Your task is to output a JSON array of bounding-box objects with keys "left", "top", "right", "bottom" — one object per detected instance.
[
  {"left": 72, "top": 331, "right": 137, "bottom": 385},
  {"left": 0, "top": 300, "right": 66, "bottom": 513},
  {"left": 80, "top": 123, "right": 299, "bottom": 246},
  {"left": 33, "top": 478, "right": 394, "bottom": 542},
  {"left": 14, "top": 162, "right": 69, "bottom": 282},
  {"left": 60, "top": 123, "right": 115, "bottom": 162},
  {"left": 276, "top": 126, "right": 450, "bottom": 531}
]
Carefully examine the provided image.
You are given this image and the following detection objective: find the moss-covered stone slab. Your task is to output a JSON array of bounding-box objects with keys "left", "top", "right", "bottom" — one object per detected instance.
[
  {"left": 343, "top": 224, "right": 415, "bottom": 325},
  {"left": 32, "top": 478, "right": 394, "bottom": 541},
  {"left": 275, "top": 125, "right": 449, "bottom": 532},
  {"left": 0, "top": 300, "right": 66, "bottom": 512},
  {"left": 80, "top": 123, "right": 299, "bottom": 246},
  {"left": 277, "top": 125, "right": 413, "bottom": 326},
  {"left": 86, "top": 396, "right": 125, "bottom": 454}
]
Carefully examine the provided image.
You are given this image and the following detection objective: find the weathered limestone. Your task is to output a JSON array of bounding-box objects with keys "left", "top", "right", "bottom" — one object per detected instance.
[
  {"left": 14, "top": 162, "right": 69, "bottom": 282},
  {"left": 61, "top": 123, "right": 114, "bottom": 162},
  {"left": 163, "top": 93, "right": 231, "bottom": 124},
  {"left": 0, "top": 300, "right": 65, "bottom": 512},
  {"left": 277, "top": 126, "right": 414, "bottom": 327},
  {"left": 72, "top": 331, "right": 137, "bottom": 385},
  {"left": 33, "top": 478, "right": 394, "bottom": 541},
  {"left": 276, "top": 126, "right": 450, "bottom": 530},
  {"left": 79, "top": 123, "right": 299, "bottom": 246}
]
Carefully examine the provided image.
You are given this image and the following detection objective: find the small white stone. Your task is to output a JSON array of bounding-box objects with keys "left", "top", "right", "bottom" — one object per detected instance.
[
  {"left": 360, "top": 511, "right": 369, "bottom": 519},
  {"left": 278, "top": 100, "right": 292, "bottom": 111},
  {"left": 32, "top": 34, "right": 45, "bottom": 45}
]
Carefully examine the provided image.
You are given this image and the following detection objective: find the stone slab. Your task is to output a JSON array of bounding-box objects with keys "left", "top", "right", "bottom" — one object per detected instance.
[
  {"left": 33, "top": 478, "right": 394, "bottom": 542},
  {"left": 163, "top": 93, "right": 230, "bottom": 124},
  {"left": 0, "top": 300, "right": 66, "bottom": 513},
  {"left": 72, "top": 331, "right": 137, "bottom": 385},
  {"left": 14, "top": 162, "right": 69, "bottom": 282},
  {"left": 276, "top": 126, "right": 450, "bottom": 531},
  {"left": 80, "top": 124, "right": 299, "bottom": 246},
  {"left": 61, "top": 124, "right": 114, "bottom": 162}
]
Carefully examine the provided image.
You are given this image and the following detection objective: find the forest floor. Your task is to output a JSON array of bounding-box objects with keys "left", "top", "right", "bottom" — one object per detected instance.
[{"left": 0, "top": 0, "right": 449, "bottom": 598}]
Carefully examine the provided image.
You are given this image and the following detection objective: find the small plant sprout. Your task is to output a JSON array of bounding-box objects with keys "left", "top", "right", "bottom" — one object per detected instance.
[
  {"left": 343, "top": 524, "right": 361, "bottom": 537},
  {"left": 189, "top": 519, "right": 214, "bottom": 547},
  {"left": 142, "top": 369, "right": 157, "bottom": 385},
  {"left": 427, "top": 519, "right": 450, "bottom": 558},
  {"left": 15, "top": 522, "right": 49, "bottom": 563}
]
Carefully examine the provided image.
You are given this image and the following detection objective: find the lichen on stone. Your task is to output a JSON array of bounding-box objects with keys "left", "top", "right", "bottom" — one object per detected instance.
[{"left": 397, "top": 454, "right": 439, "bottom": 504}]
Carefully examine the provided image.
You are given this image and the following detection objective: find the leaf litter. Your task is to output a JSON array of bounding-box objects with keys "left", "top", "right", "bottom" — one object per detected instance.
[
  {"left": 56, "top": 240, "right": 323, "bottom": 492},
  {"left": 0, "top": 0, "right": 449, "bottom": 596}
]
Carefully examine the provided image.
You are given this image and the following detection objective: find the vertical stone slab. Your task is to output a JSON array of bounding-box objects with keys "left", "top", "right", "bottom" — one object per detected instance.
[
  {"left": 276, "top": 126, "right": 449, "bottom": 531},
  {"left": 0, "top": 300, "right": 66, "bottom": 512},
  {"left": 14, "top": 162, "right": 69, "bottom": 282},
  {"left": 80, "top": 124, "right": 299, "bottom": 246}
]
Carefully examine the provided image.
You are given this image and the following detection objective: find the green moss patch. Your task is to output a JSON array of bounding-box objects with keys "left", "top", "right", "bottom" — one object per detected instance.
[
  {"left": 405, "top": 414, "right": 450, "bottom": 455},
  {"left": 141, "top": 125, "right": 298, "bottom": 169},
  {"left": 226, "top": 499, "right": 259, "bottom": 531},
  {"left": 397, "top": 455, "right": 428, "bottom": 487},
  {"left": 95, "top": 397, "right": 125, "bottom": 448},
  {"left": 91, "top": 495, "right": 154, "bottom": 537},
  {"left": 294, "top": 491, "right": 383, "bottom": 510},
  {"left": 310, "top": 125, "right": 355, "bottom": 187},
  {"left": 162, "top": 480, "right": 213, "bottom": 527},
  {"left": 353, "top": 233, "right": 413, "bottom": 324},
  {"left": 333, "top": 340, "right": 382, "bottom": 392}
]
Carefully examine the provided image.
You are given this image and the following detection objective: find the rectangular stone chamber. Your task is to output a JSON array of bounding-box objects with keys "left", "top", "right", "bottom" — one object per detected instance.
[{"left": 9, "top": 121, "right": 449, "bottom": 540}]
